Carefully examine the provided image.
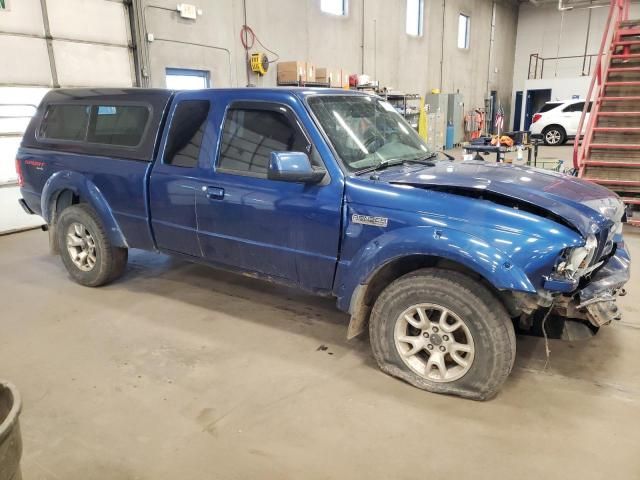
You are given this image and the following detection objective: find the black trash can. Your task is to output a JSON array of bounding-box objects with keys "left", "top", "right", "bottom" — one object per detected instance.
[{"left": 0, "top": 381, "right": 22, "bottom": 480}]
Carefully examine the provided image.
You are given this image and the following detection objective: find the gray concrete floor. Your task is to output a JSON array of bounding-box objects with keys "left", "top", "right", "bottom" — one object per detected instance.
[{"left": 1, "top": 218, "right": 639, "bottom": 479}]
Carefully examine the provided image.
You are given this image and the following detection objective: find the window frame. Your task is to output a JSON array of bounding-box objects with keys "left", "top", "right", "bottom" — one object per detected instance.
[
  {"left": 165, "top": 67, "right": 211, "bottom": 90},
  {"left": 405, "top": 0, "right": 424, "bottom": 37},
  {"left": 320, "top": 0, "right": 348, "bottom": 16},
  {"left": 36, "top": 101, "right": 153, "bottom": 151},
  {"left": 457, "top": 13, "right": 471, "bottom": 49},
  {"left": 215, "top": 100, "right": 319, "bottom": 179},
  {"left": 162, "top": 99, "right": 211, "bottom": 168}
]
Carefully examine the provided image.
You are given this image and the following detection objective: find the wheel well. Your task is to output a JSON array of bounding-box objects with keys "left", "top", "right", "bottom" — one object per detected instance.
[
  {"left": 542, "top": 124, "right": 566, "bottom": 134},
  {"left": 48, "top": 189, "right": 80, "bottom": 254},
  {"left": 346, "top": 255, "right": 517, "bottom": 338}
]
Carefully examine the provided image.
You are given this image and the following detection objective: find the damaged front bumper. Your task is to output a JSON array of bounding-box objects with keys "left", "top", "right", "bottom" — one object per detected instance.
[
  {"left": 574, "top": 244, "right": 630, "bottom": 326},
  {"left": 516, "top": 243, "right": 630, "bottom": 330}
]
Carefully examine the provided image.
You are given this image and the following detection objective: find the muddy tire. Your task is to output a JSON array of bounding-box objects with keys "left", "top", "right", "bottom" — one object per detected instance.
[
  {"left": 56, "top": 204, "right": 128, "bottom": 287},
  {"left": 369, "top": 268, "right": 516, "bottom": 400}
]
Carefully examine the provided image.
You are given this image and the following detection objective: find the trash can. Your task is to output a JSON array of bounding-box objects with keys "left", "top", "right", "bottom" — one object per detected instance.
[{"left": 0, "top": 381, "right": 22, "bottom": 480}]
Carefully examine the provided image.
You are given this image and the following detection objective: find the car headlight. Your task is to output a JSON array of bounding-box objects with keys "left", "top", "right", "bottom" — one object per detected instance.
[{"left": 557, "top": 234, "right": 598, "bottom": 280}]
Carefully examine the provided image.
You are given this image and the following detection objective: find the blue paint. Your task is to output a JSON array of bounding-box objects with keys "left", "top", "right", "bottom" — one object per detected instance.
[{"left": 17, "top": 87, "right": 630, "bottom": 316}]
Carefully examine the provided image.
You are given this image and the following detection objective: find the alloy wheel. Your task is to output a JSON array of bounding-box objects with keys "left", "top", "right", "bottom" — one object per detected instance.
[
  {"left": 393, "top": 303, "right": 475, "bottom": 382},
  {"left": 66, "top": 222, "right": 97, "bottom": 271}
]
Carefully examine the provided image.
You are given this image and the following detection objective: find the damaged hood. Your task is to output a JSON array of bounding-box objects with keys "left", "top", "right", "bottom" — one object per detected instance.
[{"left": 377, "top": 160, "right": 622, "bottom": 237}]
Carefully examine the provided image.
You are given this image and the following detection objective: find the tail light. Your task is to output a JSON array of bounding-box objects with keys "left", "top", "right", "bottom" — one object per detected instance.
[
  {"left": 532, "top": 113, "right": 542, "bottom": 124},
  {"left": 15, "top": 158, "right": 24, "bottom": 187}
]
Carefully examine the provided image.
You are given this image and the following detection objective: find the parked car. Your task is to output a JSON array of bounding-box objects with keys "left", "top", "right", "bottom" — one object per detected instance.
[
  {"left": 16, "top": 88, "right": 629, "bottom": 400},
  {"left": 530, "top": 99, "right": 592, "bottom": 145}
]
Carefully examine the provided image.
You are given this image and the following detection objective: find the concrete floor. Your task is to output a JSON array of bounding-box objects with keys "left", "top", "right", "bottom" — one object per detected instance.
[{"left": 2, "top": 173, "right": 640, "bottom": 479}]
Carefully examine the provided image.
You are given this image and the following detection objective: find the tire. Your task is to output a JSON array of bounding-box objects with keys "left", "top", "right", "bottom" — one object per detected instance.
[
  {"left": 56, "top": 204, "right": 128, "bottom": 287},
  {"left": 542, "top": 125, "right": 566, "bottom": 146},
  {"left": 369, "top": 268, "right": 516, "bottom": 400}
]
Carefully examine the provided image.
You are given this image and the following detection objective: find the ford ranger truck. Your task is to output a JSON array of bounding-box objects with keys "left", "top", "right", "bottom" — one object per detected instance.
[{"left": 16, "top": 88, "right": 630, "bottom": 400}]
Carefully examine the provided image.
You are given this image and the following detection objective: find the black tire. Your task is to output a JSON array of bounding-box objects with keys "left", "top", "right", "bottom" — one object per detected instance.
[
  {"left": 56, "top": 204, "right": 128, "bottom": 287},
  {"left": 369, "top": 268, "right": 516, "bottom": 401},
  {"left": 542, "top": 125, "right": 567, "bottom": 146}
]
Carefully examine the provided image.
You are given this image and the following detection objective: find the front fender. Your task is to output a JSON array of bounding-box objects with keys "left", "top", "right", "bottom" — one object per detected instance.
[
  {"left": 41, "top": 170, "right": 128, "bottom": 247},
  {"left": 335, "top": 225, "right": 536, "bottom": 312}
]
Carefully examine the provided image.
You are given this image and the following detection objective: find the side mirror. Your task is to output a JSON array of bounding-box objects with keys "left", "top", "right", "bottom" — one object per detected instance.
[{"left": 267, "top": 151, "right": 326, "bottom": 184}]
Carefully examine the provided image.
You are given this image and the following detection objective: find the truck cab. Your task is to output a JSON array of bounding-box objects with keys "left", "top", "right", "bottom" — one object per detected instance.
[{"left": 16, "top": 88, "right": 631, "bottom": 400}]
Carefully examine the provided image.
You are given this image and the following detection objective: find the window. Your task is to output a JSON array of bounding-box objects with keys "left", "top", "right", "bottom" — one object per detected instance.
[
  {"left": 86, "top": 105, "right": 150, "bottom": 147},
  {"left": 406, "top": 0, "right": 424, "bottom": 36},
  {"left": 563, "top": 101, "right": 591, "bottom": 113},
  {"left": 321, "top": 0, "right": 347, "bottom": 16},
  {"left": 165, "top": 68, "right": 210, "bottom": 90},
  {"left": 39, "top": 105, "right": 89, "bottom": 141},
  {"left": 0, "top": 0, "right": 7, "bottom": 10},
  {"left": 538, "top": 102, "right": 562, "bottom": 113},
  {"left": 164, "top": 100, "right": 210, "bottom": 168},
  {"left": 218, "top": 108, "right": 308, "bottom": 175},
  {"left": 457, "top": 14, "right": 470, "bottom": 49}
]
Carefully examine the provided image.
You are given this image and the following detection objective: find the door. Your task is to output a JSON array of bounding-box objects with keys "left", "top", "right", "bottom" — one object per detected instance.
[
  {"left": 195, "top": 100, "right": 342, "bottom": 291},
  {"left": 524, "top": 89, "right": 551, "bottom": 130},
  {"left": 148, "top": 93, "right": 212, "bottom": 256},
  {"left": 563, "top": 101, "right": 591, "bottom": 136},
  {"left": 513, "top": 91, "right": 523, "bottom": 131}
]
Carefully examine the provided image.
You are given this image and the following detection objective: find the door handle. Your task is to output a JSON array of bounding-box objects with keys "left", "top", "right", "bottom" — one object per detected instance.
[{"left": 203, "top": 186, "right": 225, "bottom": 200}]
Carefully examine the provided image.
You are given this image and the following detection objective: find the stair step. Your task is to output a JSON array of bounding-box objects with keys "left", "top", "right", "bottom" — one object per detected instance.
[
  {"left": 590, "top": 143, "right": 640, "bottom": 150},
  {"left": 614, "top": 40, "right": 640, "bottom": 46},
  {"left": 621, "top": 197, "right": 640, "bottom": 205},
  {"left": 583, "top": 161, "right": 640, "bottom": 167},
  {"left": 593, "top": 127, "right": 640, "bottom": 132},
  {"left": 611, "top": 53, "right": 640, "bottom": 59},
  {"left": 601, "top": 96, "right": 640, "bottom": 101},
  {"left": 582, "top": 178, "right": 640, "bottom": 186},
  {"left": 619, "top": 20, "right": 640, "bottom": 27},
  {"left": 627, "top": 219, "right": 640, "bottom": 227},
  {"left": 609, "top": 67, "right": 640, "bottom": 72},
  {"left": 597, "top": 111, "right": 640, "bottom": 116},
  {"left": 605, "top": 81, "right": 640, "bottom": 86}
]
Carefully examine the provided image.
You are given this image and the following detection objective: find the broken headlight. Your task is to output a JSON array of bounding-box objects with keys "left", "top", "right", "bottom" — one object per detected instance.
[{"left": 556, "top": 234, "right": 598, "bottom": 280}]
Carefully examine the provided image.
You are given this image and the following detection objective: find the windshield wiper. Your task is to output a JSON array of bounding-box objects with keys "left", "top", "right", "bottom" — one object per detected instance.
[{"left": 354, "top": 159, "right": 405, "bottom": 176}]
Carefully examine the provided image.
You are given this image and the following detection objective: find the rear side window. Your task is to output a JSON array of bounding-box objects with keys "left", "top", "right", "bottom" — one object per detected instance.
[
  {"left": 87, "top": 105, "right": 150, "bottom": 147},
  {"left": 538, "top": 102, "right": 562, "bottom": 113},
  {"left": 563, "top": 102, "right": 585, "bottom": 113},
  {"left": 164, "top": 100, "right": 210, "bottom": 168},
  {"left": 217, "top": 108, "right": 308, "bottom": 175},
  {"left": 39, "top": 104, "right": 89, "bottom": 141}
]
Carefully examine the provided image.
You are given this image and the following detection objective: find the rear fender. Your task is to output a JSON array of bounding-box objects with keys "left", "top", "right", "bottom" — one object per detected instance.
[
  {"left": 335, "top": 226, "right": 537, "bottom": 314},
  {"left": 41, "top": 171, "right": 128, "bottom": 247}
]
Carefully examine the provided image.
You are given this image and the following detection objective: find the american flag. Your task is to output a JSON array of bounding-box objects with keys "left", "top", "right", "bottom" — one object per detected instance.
[{"left": 495, "top": 105, "right": 504, "bottom": 133}]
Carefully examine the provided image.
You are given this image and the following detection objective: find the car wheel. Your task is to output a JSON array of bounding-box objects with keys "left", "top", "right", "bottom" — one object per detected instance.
[
  {"left": 542, "top": 126, "right": 566, "bottom": 146},
  {"left": 369, "top": 268, "right": 516, "bottom": 400},
  {"left": 56, "top": 204, "right": 128, "bottom": 287}
]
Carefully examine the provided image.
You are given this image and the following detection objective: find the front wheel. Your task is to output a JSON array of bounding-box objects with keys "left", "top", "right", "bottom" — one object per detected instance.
[
  {"left": 56, "top": 204, "right": 128, "bottom": 287},
  {"left": 369, "top": 269, "right": 516, "bottom": 400},
  {"left": 542, "top": 126, "right": 566, "bottom": 146}
]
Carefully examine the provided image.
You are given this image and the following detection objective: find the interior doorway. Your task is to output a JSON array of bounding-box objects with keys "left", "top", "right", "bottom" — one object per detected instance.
[{"left": 524, "top": 88, "right": 551, "bottom": 130}]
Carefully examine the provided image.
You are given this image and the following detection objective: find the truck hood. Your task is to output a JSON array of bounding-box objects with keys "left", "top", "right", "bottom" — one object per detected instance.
[{"left": 377, "top": 160, "right": 622, "bottom": 237}]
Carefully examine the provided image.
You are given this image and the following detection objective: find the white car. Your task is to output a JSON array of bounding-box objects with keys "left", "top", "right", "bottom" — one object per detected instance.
[{"left": 530, "top": 99, "right": 592, "bottom": 146}]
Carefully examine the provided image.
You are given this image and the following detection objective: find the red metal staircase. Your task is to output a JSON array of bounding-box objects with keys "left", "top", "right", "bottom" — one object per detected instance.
[{"left": 574, "top": 0, "right": 640, "bottom": 226}]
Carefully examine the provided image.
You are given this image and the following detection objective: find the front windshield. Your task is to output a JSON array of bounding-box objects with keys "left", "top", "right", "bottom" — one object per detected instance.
[{"left": 307, "top": 95, "right": 433, "bottom": 172}]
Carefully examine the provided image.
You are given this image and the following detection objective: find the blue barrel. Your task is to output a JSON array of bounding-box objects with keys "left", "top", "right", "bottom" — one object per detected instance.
[{"left": 445, "top": 121, "right": 454, "bottom": 150}]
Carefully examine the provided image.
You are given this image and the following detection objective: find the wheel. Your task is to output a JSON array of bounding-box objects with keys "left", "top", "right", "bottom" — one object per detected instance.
[
  {"left": 542, "top": 126, "right": 566, "bottom": 146},
  {"left": 369, "top": 268, "right": 516, "bottom": 400},
  {"left": 56, "top": 204, "right": 128, "bottom": 287}
]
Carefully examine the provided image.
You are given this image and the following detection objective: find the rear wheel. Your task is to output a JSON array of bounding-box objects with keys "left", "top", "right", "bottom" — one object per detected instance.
[
  {"left": 56, "top": 204, "right": 128, "bottom": 287},
  {"left": 542, "top": 125, "right": 566, "bottom": 146},
  {"left": 369, "top": 269, "right": 516, "bottom": 400}
]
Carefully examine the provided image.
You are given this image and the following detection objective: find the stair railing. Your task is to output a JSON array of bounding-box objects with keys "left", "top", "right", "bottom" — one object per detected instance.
[{"left": 574, "top": 0, "right": 629, "bottom": 172}]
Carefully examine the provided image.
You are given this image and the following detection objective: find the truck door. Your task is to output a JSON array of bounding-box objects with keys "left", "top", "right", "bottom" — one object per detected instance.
[
  {"left": 148, "top": 92, "right": 212, "bottom": 257},
  {"left": 195, "top": 100, "right": 343, "bottom": 291}
]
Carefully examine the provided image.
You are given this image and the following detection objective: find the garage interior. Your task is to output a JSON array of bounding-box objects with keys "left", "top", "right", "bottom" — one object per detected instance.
[{"left": 1, "top": 0, "right": 639, "bottom": 479}]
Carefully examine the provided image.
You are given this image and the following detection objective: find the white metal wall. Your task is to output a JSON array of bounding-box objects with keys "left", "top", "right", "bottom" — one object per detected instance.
[{"left": 0, "top": 0, "right": 135, "bottom": 233}]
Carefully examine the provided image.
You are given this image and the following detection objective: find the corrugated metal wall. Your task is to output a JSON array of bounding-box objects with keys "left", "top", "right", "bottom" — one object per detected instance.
[{"left": 0, "top": 0, "right": 136, "bottom": 233}]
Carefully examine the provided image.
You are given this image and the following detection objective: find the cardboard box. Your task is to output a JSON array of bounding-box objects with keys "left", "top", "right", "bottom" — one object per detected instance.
[
  {"left": 277, "top": 61, "right": 306, "bottom": 83},
  {"left": 330, "top": 68, "right": 344, "bottom": 87},
  {"left": 306, "top": 62, "right": 316, "bottom": 82},
  {"left": 316, "top": 67, "right": 332, "bottom": 84}
]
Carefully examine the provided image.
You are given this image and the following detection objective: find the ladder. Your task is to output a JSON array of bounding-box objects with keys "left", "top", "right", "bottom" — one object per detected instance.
[{"left": 574, "top": 0, "right": 640, "bottom": 226}]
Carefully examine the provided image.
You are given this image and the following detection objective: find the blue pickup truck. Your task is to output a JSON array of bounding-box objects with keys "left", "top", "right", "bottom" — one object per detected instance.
[{"left": 16, "top": 88, "right": 630, "bottom": 399}]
